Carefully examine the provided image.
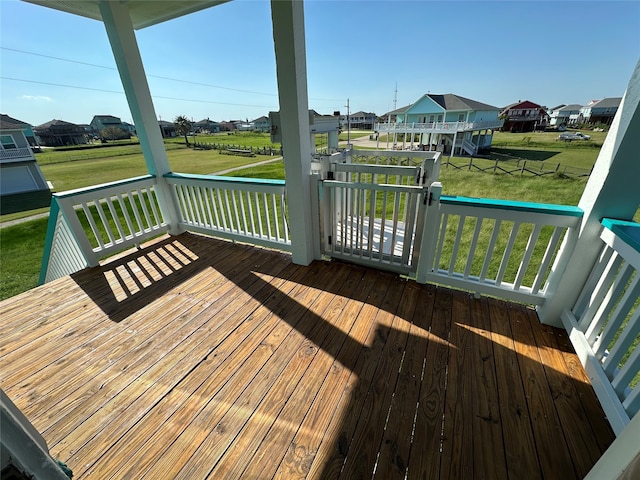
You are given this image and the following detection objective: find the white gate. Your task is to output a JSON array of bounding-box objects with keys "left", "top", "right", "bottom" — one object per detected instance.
[{"left": 318, "top": 156, "right": 434, "bottom": 274}]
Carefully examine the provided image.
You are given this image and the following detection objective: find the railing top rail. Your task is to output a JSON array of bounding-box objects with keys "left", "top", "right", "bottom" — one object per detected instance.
[
  {"left": 53, "top": 174, "right": 155, "bottom": 199},
  {"left": 323, "top": 179, "right": 423, "bottom": 194},
  {"left": 441, "top": 195, "right": 584, "bottom": 217},
  {"left": 601, "top": 218, "right": 640, "bottom": 255},
  {"left": 334, "top": 163, "right": 421, "bottom": 174},
  {"left": 164, "top": 172, "right": 285, "bottom": 187},
  {"left": 351, "top": 148, "right": 440, "bottom": 160}
]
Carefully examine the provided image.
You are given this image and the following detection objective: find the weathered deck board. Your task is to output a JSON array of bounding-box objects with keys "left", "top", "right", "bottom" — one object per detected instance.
[
  {"left": 468, "top": 296, "right": 509, "bottom": 479},
  {"left": 0, "top": 232, "right": 615, "bottom": 479},
  {"left": 488, "top": 297, "right": 543, "bottom": 479}
]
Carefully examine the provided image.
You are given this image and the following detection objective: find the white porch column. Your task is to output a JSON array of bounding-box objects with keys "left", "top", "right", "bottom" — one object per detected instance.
[
  {"left": 538, "top": 59, "right": 640, "bottom": 326},
  {"left": 451, "top": 130, "right": 458, "bottom": 160},
  {"left": 270, "top": 0, "right": 315, "bottom": 265},
  {"left": 98, "top": 2, "right": 182, "bottom": 233}
]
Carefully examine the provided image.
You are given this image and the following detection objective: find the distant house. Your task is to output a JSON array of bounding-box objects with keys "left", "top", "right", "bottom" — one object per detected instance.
[
  {"left": 500, "top": 100, "right": 548, "bottom": 132},
  {"left": 77, "top": 124, "right": 97, "bottom": 139},
  {"left": 194, "top": 118, "right": 220, "bottom": 134},
  {"left": 580, "top": 97, "right": 622, "bottom": 126},
  {"left": 122, "top": 122, "right": 136, "bottom": 135},
  {"left": 219, "top": 121, "right": 235, "bottom": 131},
  {"left": 377, "top": 93, "right": 503, "bottom": 155},
  {"left": 158, "top": 120, "right": 176, "bottom": 138},
  {"left": 0, "top": 119, "right": 51, "bottom": 214},
  {"left": 90, "top": 115, "right": 131, "bottom": 138},
  {"left": 0, "top": 114, "right": 39, "bottom": 147},
  {"left": 341, "top": 111, "right": 377, "bottom": 130},
  {"left": 232, "top": 120, "right": 254, "bottom": 131},
  {"left": 382, "top": 105, "right": 411, "bottom": 123},
  {"left": 549, "top": 104, "right": 582, "bottom": 126},
  {"left": 34, "top": 119, "right": 87, "bottom": 146},
  {"left": 252, "top": 116, "right": 270, "bottom": 132}
]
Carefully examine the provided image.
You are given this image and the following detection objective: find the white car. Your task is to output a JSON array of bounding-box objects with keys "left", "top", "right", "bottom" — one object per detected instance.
[{"left": 558, "top": 132, "right": 591, "bottom": 141}]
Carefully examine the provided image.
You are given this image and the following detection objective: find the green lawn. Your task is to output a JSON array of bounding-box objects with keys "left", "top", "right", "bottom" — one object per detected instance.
[
  {"left": 0, "top": 217, "right": 49, "bottom": 300},
  {"left": 377, "top": 129, "right": 606, "bottom": 172},
  {"left": 37, "top": 148, "right": 278, "bottom": 193},
  {"left": 167, "top": 131, "right": 280, "bottom": 149},
  {"left": 339, "top": 131, "right": 373, "bottom": 141}
]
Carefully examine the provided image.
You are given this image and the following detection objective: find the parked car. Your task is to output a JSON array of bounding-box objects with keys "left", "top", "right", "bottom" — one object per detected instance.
[{"left": 558, "top": 132, "right": 591, "bottom": 141}]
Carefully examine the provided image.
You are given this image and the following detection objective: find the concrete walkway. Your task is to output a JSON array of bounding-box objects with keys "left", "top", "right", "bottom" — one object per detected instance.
[{"left": 0, "top": 156, "right": 284, "bottom": 229}]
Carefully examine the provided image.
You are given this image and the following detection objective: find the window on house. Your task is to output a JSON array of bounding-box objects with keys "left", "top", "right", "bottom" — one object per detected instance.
[
  {"left": 0, "top": 135, "right": 17, "bottom": 149},
  {"left": 437, "top": 114, "right": 443, "bottom": 122},
  {"left": 429, "top": 115, "right": 435, "bottom": 123},
  {"left": 458, "top": 114, "right": 465, "bottom": 122}
]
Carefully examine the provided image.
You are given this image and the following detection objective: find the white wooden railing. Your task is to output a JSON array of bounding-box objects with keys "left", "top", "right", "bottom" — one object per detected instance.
[
  {"left": 0, "top": 147, "right": 34, "bottom": 161},
  {"left": 561, "top": 218, "right": 640, "bottom": 435},
  {"left": 417, "top": 194, "right": 584, "bottom": 304},
  {"left": 40, "top": 175, "right": 168, "bottom": 283},
  {"left": 375, "top": 120, "right": 503, "bottom": 133},
  {"left": 165, "top": 173, "right": 291, "bottom": 251}
]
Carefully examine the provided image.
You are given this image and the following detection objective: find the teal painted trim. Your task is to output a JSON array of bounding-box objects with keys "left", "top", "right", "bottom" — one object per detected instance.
[
  {"left": 54, "top": 175, "right": 155, "bottom": 199},
  {"left": 164, "top": 172, "right": 286, "bottom": 187},
  {"left": 39, "top": 198, "right": 60, "bottom": 285},
  {"left": 440, "top": 195, "right": 584, "bottom": 217},
  {"left": 602, "top": 218, "right": 640, "bottom": 253}
]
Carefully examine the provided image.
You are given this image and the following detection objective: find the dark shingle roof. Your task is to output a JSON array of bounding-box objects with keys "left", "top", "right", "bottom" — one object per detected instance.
[
  {"left": 591, "top": 97, "right": 622, "bottom": 109},
  {"left": 558, "top": 104, "right": 582, "bottom": 112},
  {"left": 428, "top": 94, "right": 500, "bottom": 111},
  {"left": 383, "top": 104, "right": 411, "bottom": 116},
  {"left": 93, "top": 115, "right": 122, "bottom": 121},
  {"left": 0, "top": 119, "right": 25, "bottom": 131},
  {"left": 35, "top": 119, "right": 80, "bottom": 129},
  {"left": 1, "top": 114, "right": 31, "bottom": 127}
]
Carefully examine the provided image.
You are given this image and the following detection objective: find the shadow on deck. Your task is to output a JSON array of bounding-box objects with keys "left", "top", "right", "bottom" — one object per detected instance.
[{"left": 0, "top": 232, "right": 615, "bottom": 479}]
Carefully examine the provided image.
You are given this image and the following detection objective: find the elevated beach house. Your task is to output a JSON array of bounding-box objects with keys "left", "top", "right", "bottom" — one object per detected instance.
[
  {"left": 1, "top": 1, "right": 638, "bottom": 479},
  {"left": 0, "top": 118, "right": 51, "bottom": 214},
  {"left": 375, "top": 93, "right": 503, "bottom": 156}
]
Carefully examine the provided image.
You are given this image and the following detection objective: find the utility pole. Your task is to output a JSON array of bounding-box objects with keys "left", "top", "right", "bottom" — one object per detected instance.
[
  {"left": 345, "top": 98, "right": 351, "bottom": 146},
  {"left": 393, "top": 82, "right": 397, "bottom": 111}
]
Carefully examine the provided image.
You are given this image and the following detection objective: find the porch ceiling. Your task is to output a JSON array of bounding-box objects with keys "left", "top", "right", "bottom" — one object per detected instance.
[{"left": 22, "top": 0, "right": 230, "bottom": 29}]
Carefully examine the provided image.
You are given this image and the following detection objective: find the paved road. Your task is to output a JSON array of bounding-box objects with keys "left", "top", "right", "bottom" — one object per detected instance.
[{"left": 0, "top": 156, "right": 284, "bottom": 229}]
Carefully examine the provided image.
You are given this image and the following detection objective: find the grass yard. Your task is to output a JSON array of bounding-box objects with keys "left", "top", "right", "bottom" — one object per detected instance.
[
  {"left": 377, "top": 129, "right": 606, "bottom": 171},
  {"left": 166, "top": 131, "right": 280, "bottom": 149},
  {"left": 0, "top": 217, "right": 49, "bottom": 300},
  {"left": 339, "top": 131, "right": 372, "bottom": 141},
  {"left": 37, "top": 148, "right": 279, "bottom": 193}
]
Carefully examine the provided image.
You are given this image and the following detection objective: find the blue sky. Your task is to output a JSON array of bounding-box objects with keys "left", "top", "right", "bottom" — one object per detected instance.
[{"left": 1, "top": 0, "right": 639, "bottom": 127}]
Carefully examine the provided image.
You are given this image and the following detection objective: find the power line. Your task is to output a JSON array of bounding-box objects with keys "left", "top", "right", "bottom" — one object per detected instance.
[
  {"left": 0, "top": 46, "right": 343, "bottom": 102},
  {"left": 0, "top": 77, "right": 278, "bottom": 109}
]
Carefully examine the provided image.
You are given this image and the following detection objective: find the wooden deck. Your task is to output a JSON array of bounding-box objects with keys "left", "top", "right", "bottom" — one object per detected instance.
[{"left": 0, "top": 232, "right": 615, "bottom": 479}]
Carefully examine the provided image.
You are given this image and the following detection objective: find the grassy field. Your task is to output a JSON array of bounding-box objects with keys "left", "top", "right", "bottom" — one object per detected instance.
[
  {"left": 37, "top": 145, "right": 278, "bottom": 193},
  {"left": 377, "top": 129, "right": 606, "bottom": 171},
  {"left": 0, "top": 217, "right": 49, "bottom": 299},
  {"left": 166, "top": 131, "right": 280, "bottom": 149}
]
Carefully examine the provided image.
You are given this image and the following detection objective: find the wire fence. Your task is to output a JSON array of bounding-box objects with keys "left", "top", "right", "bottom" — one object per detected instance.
[
  {"left": 192, "top": 141, "right": 283, "bottom": 157},
  {"left": 444, "top": 157, "right": 592, "bottom": 178}
]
